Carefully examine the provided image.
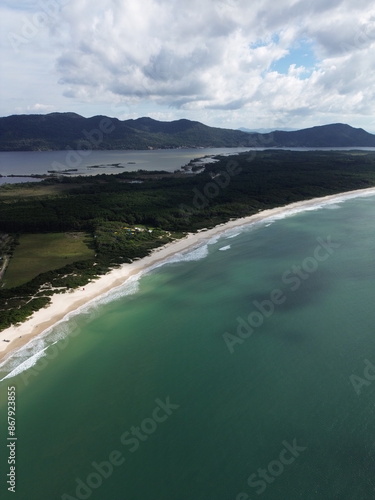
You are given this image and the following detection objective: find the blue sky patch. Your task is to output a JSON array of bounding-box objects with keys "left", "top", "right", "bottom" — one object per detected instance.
[
  {"left": 271, "top": 39, "right": 318, "bottom": 78},
  {"left": 250, "top": 34, "right": 280, "bottom": 49}
]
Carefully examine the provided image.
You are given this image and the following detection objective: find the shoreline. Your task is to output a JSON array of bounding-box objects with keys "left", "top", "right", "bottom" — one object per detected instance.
[{"left": 1, "top": 186, "right": 375, "bottom": 364}]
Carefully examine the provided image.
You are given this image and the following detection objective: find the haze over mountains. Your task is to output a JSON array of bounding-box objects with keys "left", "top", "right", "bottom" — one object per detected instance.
[{"left": 1, "top": 113, "right": 375, "bottom": 151}]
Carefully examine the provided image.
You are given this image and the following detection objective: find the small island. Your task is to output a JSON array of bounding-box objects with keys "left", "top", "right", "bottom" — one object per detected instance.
[{"left": 1, "top": 149, "right": 375, "bottom": 340}]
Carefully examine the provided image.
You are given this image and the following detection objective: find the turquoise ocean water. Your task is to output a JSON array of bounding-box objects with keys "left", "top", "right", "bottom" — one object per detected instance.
[{"left": 1, "top": 193, "right": 375, "bottom": 499}]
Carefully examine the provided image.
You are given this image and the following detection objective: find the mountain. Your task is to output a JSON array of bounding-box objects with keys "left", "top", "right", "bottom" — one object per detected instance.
[
  {"left": 0, "top": 113, "right": 375, "bottom": 151},
  {"left": 262, "top": 123, "right": 375, "bottom": 147},
  {"left": 0, "top": 113, "right": 251, "bottom": 151},
  {"left": 238, "top": 127, "right": 297, "bottom": 133}
]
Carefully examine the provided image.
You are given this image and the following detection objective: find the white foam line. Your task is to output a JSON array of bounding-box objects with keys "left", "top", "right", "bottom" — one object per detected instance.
[
  {"left": 216, "top": 189, "right": 375, "bottom": 243},
  {"left": 226, "top": 232, "right": 241, "bottom": 239},
  {"left": 155, "top": 244, "right": 210, "bottom": 264},
  {"left": 0, "top": 347, "right": 48, "bottom": 381},
  {"left": 0, "top": 243, "right": 217, "bottom": 377},
  {"left": 0, "top": 274, "right": 144, "bottom": 376},
  {"left": 1, "top": 186, "right": 375, "bottom": 373}
]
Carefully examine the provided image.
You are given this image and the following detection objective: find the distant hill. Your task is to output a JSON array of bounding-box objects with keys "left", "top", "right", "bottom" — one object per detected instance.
[
  {"left": 0, "top": 113, "right": 375, "bottom": 151},
  {"left": 262, "top": 123, "right": 375, "bottom": 147},
  {"left": 238, "top": 127, "right": 297, "bottom": 133},
  {"left": 0, "top": 113, "right": 251, "bottom": 151}
]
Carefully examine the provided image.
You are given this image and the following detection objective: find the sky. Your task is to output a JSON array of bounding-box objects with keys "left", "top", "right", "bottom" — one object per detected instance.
[{"left": 1, "top": 0, "right": 375, "bottom": 132}]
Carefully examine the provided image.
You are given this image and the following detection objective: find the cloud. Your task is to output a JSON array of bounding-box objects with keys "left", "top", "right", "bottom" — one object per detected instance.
[
  {"left": 51, "top": 2, "right": 374, "bottom": 110},
  {"left": 26, "top": 103, "right": 55, "bottom": 112},
  {"left": 1, "top": 0, "right": 375, "bottom": 130}
]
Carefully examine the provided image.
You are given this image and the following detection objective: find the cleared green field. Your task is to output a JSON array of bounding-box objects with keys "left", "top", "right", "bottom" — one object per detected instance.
[
  {"left": 4, "top": 232, "right": 94, "bottom": 288},
  {"left": 0, "top": 182, "right": 88, "bottom": 201}
]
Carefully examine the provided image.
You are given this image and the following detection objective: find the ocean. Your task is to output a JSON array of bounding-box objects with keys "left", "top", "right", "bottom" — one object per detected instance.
[{"left": 1, "top": 193, "right": 375, "bottom": 499}]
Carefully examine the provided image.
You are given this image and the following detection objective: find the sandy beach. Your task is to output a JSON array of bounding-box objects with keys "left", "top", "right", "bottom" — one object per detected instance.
[{"left": 1, "top": 186, "right": 375, "bottom": 364}]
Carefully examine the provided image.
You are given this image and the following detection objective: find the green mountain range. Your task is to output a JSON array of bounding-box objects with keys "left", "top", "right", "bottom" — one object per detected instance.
[{"left": 1, "top": 113, "right": 375, "bottom": 151}]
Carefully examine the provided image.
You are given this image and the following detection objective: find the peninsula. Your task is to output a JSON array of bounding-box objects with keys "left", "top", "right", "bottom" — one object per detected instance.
[{"left": 1, "top": 149, "right": 375, "bottom": 360}]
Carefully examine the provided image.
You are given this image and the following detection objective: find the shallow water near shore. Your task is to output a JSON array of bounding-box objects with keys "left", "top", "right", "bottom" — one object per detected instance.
[{"left": 1, "top": 194, "right": 375, "bottom": 499}]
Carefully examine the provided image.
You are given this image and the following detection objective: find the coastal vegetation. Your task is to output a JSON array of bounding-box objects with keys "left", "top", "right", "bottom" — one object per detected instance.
[{"left": 1, "top": 150, "right": 375, "bottom": 330}]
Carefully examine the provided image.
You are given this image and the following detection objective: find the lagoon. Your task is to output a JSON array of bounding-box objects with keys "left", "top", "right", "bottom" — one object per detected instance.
[
  {"left": 0, "top": 148, "right": 251, "bottom": 181},
  {"left": 1, "top": 147, "right": 375, "bottom": 184}
]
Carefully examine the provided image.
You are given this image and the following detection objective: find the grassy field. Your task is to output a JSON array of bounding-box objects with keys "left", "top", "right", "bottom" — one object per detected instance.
[
  {"left": 0, "top": 182, "right": 86, "bottom": 201},
  {"left": 3, "top": 232, "right": 94, "bottom": 288}
]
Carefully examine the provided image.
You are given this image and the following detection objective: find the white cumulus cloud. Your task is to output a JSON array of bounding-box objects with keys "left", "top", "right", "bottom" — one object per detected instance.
[{"left": 1, "top": 0, "right": 375, "bottom": 130}]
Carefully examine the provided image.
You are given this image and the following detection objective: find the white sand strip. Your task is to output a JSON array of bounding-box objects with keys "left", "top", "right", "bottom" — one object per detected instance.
[{"left": 1, "top": 186, "right": 375, "bottom": 362}]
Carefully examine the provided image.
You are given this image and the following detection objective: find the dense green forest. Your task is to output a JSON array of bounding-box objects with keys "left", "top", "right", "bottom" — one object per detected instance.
[
  {"left": 1, "top": 113, "right": 375, "bottom": 151},
  {"left": 1, "top": 150, "right": 375, "bottom": 330}
]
